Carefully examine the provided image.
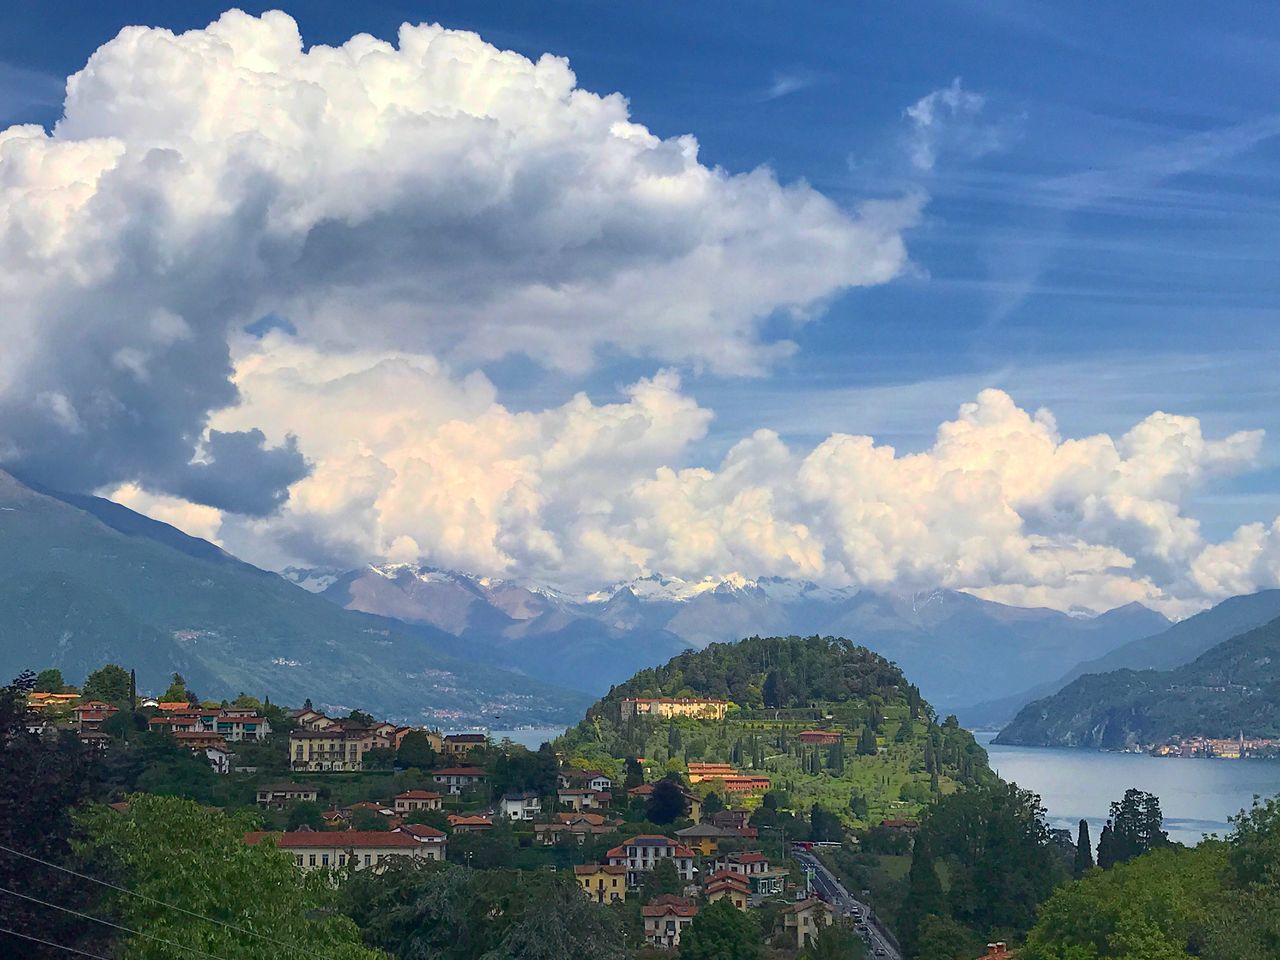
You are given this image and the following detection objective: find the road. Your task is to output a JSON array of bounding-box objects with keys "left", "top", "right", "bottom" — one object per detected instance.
[{"left": 793, "top": 849, "right": 902, "bottom": 960}]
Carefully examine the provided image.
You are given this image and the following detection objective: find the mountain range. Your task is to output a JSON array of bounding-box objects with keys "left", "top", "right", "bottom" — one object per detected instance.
[
  {"left": 297, "top": 564, "right": 1171, "bottom": 713},
  {"left": 0, "top": 468, "right": 587, "bottom": 725},
  {"left": 996, "top": 613, "right": 1280, "bottom": 748},
  {"left": 964, "top": 589, "right": 1280, "bottom": 727}
]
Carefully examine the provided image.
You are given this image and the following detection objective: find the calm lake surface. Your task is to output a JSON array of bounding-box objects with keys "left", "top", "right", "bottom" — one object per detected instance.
[
  {"left": 978, "top": 732, "right": 1280, "bottom": 846},
  {"left": 487, "top": 727, "right": 568, "bottom": 749}
]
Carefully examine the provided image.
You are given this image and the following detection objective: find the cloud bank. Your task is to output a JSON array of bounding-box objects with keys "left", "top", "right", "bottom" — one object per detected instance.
[
  {"left": 124, "top": 336, "right": 1266, "bottom": 617},
  {"left": 0, "top": 10, "right": 916, "bottom": 510}
]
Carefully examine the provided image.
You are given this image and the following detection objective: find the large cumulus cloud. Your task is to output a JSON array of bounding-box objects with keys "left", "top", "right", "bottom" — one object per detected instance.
[
  {"left": 0, "top": 10, "right": 917, "bottom": 508},
  {"left": 130, "top": 336, "right": 1267, "bottom": 616}
]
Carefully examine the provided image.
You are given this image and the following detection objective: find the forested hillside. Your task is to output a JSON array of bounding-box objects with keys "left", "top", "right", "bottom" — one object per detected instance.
[
  {"left": 998, "top": 615, "right": 1280, "bottom": 748},
  {"left": 562, "top": 635, "right": 994, "bottom": 825}
]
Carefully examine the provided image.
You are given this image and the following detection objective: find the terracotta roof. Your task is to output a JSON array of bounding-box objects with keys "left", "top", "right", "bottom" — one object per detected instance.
[
  {"left": 641, "top": 896, "right": 698, "bottom": 918},
  {"left": 246, "top": 831, "right": 422, "bottom": 849},
  {"left": 705, "top": 869, "right": 750, "bottom": 885},
  {"left": 397, "top": 824, "right": 446, "bottom": 840},
  {"left": 433, "top": 766, "right": 487, "bottom": 777},
  {"left": 783, "top": 898, "right": 835, "bottom": 916},
  {"left": 574, "top": 864, "right": 627, "bottom": 876},
  {"left": 447, "top": 815, "right": 492, "bottom": 826}
]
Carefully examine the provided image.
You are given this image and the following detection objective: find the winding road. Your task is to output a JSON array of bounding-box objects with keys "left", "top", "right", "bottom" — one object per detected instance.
[{"left": 793, "top": 849, "right": 902, "bottom": 960}]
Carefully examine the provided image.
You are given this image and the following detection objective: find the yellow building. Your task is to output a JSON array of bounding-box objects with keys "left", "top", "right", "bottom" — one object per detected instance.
[
  {"left": 783, "top": 899, "right": 836, "bottom": 949},
  {"left": 290, "top": 729, "right": 368, "bottom": 771},
  {"left": 619, "top": 698, "right": 729, "bottom": 721},
  {"left": 574, "top": 864, "right": 628, "bottom": 903}
]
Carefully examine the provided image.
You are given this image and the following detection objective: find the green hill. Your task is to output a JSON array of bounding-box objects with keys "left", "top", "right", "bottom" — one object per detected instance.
[
  {"left": 0, "top": 468, "right": 587, "bottom": 724},
  {"left": 996, "top": 615, "right": 1280, "bottom": 748},
  {"left": 559, "top": 635, "right": 994, "bottom": 825}
]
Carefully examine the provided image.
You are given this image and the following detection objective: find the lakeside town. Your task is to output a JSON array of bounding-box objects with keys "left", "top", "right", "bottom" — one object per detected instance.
[{"left": 23, "top": 672, "right": 918, "bottom": 955}]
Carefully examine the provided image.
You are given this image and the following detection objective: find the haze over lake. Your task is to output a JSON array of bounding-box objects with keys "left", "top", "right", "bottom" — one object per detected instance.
[{"left": 979, "top": 733, "right": 1280, "bottom": 846}]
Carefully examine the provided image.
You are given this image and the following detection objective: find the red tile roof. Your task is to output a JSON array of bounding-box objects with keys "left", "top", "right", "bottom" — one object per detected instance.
[
  {"left": 246, "top": 831, "right": 422, "bottom": 849},
  {"left": 397, "top": 824, "right": 446, "bottom": 840},
  {"left": 433, "top": 766, "right": 487, "bottom": 777}
]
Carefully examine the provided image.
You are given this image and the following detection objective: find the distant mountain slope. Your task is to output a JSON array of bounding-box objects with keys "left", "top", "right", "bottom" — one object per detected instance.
[
  {"left": 0, "top": 469, "right": 587, "bottom": 724},
  {"left": 308, "top": 565, "right": 1168, "bottom": 710},
  {"left": 996, "top": 615, "right": 1280, "bottom": 748},
  {"left": 960, "top": 590, "right": 1280, "bottom": 727}
]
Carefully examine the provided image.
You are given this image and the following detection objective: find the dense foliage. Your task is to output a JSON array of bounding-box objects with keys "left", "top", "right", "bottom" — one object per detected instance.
[
  {"left": 343, "top": 858, "right": 626, "bottom": 960},
  {"left": 0, "top": 672, "right": 115, "bottom": 959},
  {"left": 79, "top": 793, "right": 384, "bottom": 960},
  {"left": 598, "top": 635, "right": 920, "bottom": 711},
  {"left": 1022, "top": 793, "right": 1280, "bottom": 959}
]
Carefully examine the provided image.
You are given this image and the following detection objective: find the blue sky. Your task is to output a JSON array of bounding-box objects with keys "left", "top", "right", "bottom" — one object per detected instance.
[{"left": 3, "top": 3, "right": 1279, "bottom": 607}]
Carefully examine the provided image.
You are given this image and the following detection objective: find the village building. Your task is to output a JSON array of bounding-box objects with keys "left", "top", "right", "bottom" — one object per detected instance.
[
  {"left": 394, "top": 824, "right": 448, "bottom": 858},
  {"left": 557, "top": 788, "right": 611, "bottom": 812},
  {"left": 685, "top": 762, "right": 770, "bottom": 793},
  {"left": 641, "top": 895, "right": 698, "bottom": 948},
  {"left": 244, "top": 830, "right": 437, "bottom": 869},
  {"left": 72, "top": 701, "right": 119, "bottom": 732},
  {"left": 674, "top": 823, "right": 739, "bottom": 857},
  {"left": 393, "top": 790, "right": 443, "bottom": 813},
  {"left": 442, "top": 732, "right": 487, "bottom": 756},
  {"left": 710, "top": 851, "right": 787, "bottom": 896},
  {"left": 289, "top": 729, "right": 370, "bottom": 772},
  {"left": 620, "top": 698, "right": 729, "bottom": 721},
  {"left": 704, "top": 870, "right": 751, "bottom": 909},
  {"left": 447, "top": 814, "right": 493, "bottom": 833},
  {"left": 782, "top": 899, "right": 836, "bottom": 949},
  {"left": 203, "top": 743, "right": 233, "bottom": 774},
  {"left": 607, "top": 835, "right": 697, "bottom": 887},
  {"left": 256, "top": 783, "right": 320, "bottom": 807},
  {"left": 978, "top": 943, "right": 1015, "bottom": 960},
  {"left": 709, "top": 809, "right": 750, "bottom": 832},
  {"left": 558, "top": 770, "right": 614, "bottom": 793},
  {"left": 534, "top": 814, "right": 616, "bottom": 845},
  {"left": 499, "top": 791, "right": 542, "bottom": 820},
  {"left": 574, "top": 863, "right": 628, "bottom": 903},
  {"left": 432, "top": 766, "right": 487, "bottom": 795},
  {"left": 25, "top": 692, "right": 80, "bottom": 712}
]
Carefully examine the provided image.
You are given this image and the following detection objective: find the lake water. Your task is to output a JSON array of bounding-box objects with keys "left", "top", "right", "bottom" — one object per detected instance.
[
  {"left": 486, "top": 727, "right": 568, "bottom": 749},
  {"left": 978, "top": 732, "right": 1280, "bottom": 846}
]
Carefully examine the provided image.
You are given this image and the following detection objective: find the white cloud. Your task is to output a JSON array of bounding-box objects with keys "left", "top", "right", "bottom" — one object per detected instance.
[
  {"left": 905, "top": 77, "right": 1010, "bottom": 172},
  {"left": 0, "top": 9, "right": 918, "bottom": 511},
  {"left": 111, "top": 346, "right": 1272, "bottom": 616}
]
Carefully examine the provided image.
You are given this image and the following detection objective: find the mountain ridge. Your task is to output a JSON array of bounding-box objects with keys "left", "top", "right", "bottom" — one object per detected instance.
[
  {"left": 996, "top": 613, "right": 1280, "bottom": 748},
  {"left": 301, "top": 562, "right": 1171, "bottom": 711},
  {"left": 0, "top": 469, "right": 588, "bottom": 725}
]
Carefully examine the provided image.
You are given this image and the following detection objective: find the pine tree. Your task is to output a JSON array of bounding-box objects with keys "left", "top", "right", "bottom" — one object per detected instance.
[{"left": 1073, "top": 819, "right": 1094, "bottom": 878}]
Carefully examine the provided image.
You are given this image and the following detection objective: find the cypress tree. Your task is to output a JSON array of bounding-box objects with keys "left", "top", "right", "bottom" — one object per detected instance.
[
  {"left": 898, "top": 836, "right": 945, "bottom": 957},
  {"left": 1073, "top": 819, "right": 1094, "bottom": 878},
  {"left": 1097, "top": 820, "right": 1116, "bottom": 870}
]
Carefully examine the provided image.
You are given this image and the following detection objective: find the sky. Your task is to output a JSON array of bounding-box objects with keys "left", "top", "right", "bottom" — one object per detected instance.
[{"left": 1, "top": 2, "right": 1279, "bottom": 615}]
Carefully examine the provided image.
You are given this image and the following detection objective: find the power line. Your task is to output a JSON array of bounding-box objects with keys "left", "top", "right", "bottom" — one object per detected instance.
[
  {"left": 0, "top": 843, "right": 329, "bottom": 960},
  {"left": 0, "top": 923, "right": 114, "bottom": 960},
  {"left": 0, "top": 884, "right": 236, "bottom": 960}
]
